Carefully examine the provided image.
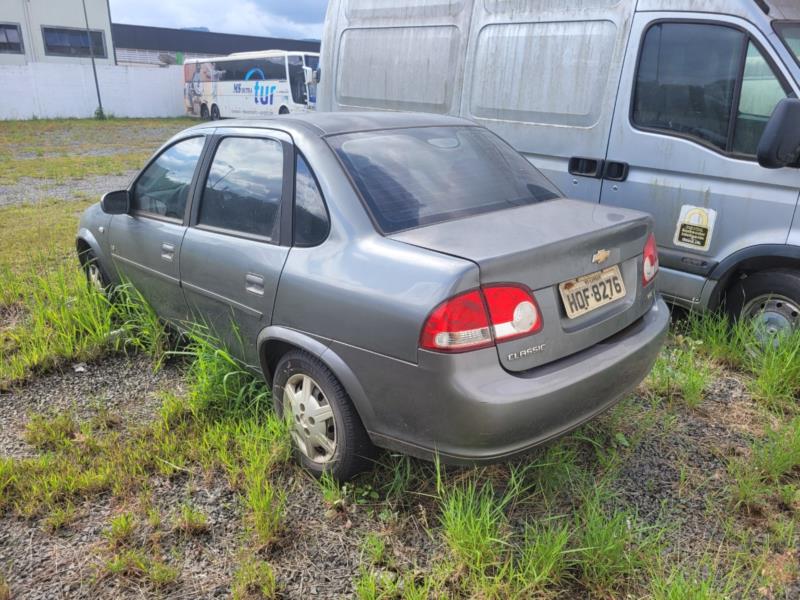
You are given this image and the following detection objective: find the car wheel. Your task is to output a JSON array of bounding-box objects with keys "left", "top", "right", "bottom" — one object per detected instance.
[
  {"left": 200, "top": 104, "right": 209, "bottom": 120},
  {"left": 279, "top": 106, "right": 289, "bottom": 115},
  {"left": 273, "top": 350, "right": 375, "bottom": 481},
  {"left": 210, "top": 104, "right": 220, "bottom": 120},
  {"left": 725, "top": 269, "right": 800, "bottom": 338},
  {"left": 81, "top": 249, "right": 110, "bottom": 295}
]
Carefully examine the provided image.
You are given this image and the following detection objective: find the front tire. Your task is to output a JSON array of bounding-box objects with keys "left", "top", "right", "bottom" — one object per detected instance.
[
  {"left": 210, "top": 104, "right": 220, "bottom": 120},
  {"left": 725, "top": 269, "right": 800, "bottom": 336},
  {"left": 273, "top": 350, "right": 375, "bottom": 481},
  {"left": 81, "top": 249, "right": 111, "bottom": 296}
]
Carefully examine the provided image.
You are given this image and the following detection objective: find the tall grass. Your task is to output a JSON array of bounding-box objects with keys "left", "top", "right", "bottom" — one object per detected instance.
[{"left": 686, "top": 311, "right": 800, "bottom": 412}]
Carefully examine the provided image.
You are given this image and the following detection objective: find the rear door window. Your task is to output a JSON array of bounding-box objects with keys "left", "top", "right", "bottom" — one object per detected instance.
[
  {"left": 198, "top": 137, "right": 284, "bottom": 241},
  {"left": 329, "top": 126, "right": 560, "bottom": 233},
  {"left": 132, "top": 136, "right": 205, "bottom": 220},
  {"left": 633, "top": 22, "right": 789, "bottom": 157}
]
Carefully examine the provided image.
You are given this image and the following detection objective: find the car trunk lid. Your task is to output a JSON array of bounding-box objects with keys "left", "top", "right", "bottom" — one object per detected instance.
[{"left": 391, "top": 198, "right": 656, "bottom": 372}]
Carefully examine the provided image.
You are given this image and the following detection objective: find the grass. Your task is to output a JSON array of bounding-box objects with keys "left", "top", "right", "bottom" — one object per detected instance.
[
  {"left": 728, "top": 417, "right": 800, "bottom": 511},
  {"left": 0, "top": 117, "right": 190, "bottom": 185},
  {"left": 105, "top": 512, "right": 137, "bottom": 547},
  {"left": 232, "top": 557, "right": 278, "bottom": 600},
  {"left": 0, "top": 573, "right": 8, "bottom": 600},
  {"left": 647, "top": 336, "right": 712, "bottom": 409},
  {"left": 174, "top": 503, "right": 209, "bottom": 535}
]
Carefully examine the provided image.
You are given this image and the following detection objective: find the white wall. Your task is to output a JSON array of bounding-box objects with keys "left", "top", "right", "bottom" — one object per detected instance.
[{"left": 0, "top": 63, "right": 185, "bottom": 119}]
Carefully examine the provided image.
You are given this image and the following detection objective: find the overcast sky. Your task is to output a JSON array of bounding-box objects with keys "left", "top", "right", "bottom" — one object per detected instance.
[{"left": 108, "top": 0, "right": 329, "bottom": 40}]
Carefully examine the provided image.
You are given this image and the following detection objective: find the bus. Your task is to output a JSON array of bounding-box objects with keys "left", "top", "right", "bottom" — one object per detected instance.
[{"left": 184, "top": 50, "right": 319, "bottom": 120}]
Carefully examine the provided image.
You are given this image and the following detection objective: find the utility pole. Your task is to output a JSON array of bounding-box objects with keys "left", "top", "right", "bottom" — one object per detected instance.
[{"left": 82, "top": 0, "right": 104, "bottom": 117}]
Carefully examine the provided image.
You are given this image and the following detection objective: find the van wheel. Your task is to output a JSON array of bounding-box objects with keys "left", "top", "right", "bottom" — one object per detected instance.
[
  {"left": 279, "top": 106, "right": 289, "bottom": 115},
  {"left": 200, "top": 104, "right": 209, "bottom": 120},
  {"left": 210, "top": 104, "right": 220, "bottom": 120},
  {"left": 273, "top": 350, "right": 375, "bottom": 481},
  {"left": 725, "top": 269, "right": 800, "bottom": 337}
]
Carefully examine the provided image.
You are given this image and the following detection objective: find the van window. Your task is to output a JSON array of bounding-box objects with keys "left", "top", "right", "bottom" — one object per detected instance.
[
  {"left": 633, "top": 22, "right": 788, "bottom": 157},
  {"left": 775, "top": 22, "right": 800, "bottom": 66},
  {"left": 330, "top": 126, "right": 560, "bottom": 234},
  {"left": 633, "top": 23, "right": 743, "bottom": 152},
  {"left": 198, "top": 137, "right": 284, "bottom": 241},
  {"left": 732, "top": 42, "right": 789, "bottom": 154}
]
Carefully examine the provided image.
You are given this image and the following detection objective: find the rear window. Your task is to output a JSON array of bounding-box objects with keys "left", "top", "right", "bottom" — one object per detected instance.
[{"left": 329, "top": 126, "right": 560, "bottom": 233}]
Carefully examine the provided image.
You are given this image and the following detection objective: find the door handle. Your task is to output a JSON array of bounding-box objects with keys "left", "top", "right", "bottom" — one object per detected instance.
[
  {"left": 568, "top": 156, "right": 605, "bottom": 179},
  {"left": 245, "top": 273, "right": 265, "bottom": 296},
  {"left": 160, "top": 242, "right": 175, "bottom": 262},
  {"left": 603, "top": 161, "right": 629, "bottom": 182}
]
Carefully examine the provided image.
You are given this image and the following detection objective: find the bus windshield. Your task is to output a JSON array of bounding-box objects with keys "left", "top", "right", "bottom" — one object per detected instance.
[{"left": 776, "top": 22, "right": 800, "bottom": 66}]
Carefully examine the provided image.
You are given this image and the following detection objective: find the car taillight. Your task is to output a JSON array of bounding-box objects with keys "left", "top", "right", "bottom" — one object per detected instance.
[
  {"left": 642, "top": 232, "right": 659, "bottom": 286},
  {"left": 482, "top": 284, "right": 542, "bottom": 342},
  {"left": 420, "top": 285, "right": 541, "bottom": 353}
]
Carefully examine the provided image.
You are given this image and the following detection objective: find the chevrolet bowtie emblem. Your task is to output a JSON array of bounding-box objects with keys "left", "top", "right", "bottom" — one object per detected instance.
[{"left": 592, "top": 249, "right": 611, "bottom": 264}]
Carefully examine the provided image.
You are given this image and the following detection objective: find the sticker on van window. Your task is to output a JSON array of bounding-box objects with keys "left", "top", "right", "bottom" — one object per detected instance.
[{"left": 673, "top": 205, "right": 716, "bottom": 252}]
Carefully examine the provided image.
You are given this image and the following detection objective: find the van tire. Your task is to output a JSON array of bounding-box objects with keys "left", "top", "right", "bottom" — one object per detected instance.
[
  {"left": 272, "top": 350, "right": 375, "bottom": 481},
  {"left": 200, "top": 104, "right": 209, "bottom": 120},
  {"left": 725, "top": 269, "right": 800, "bottom": 335},
  {"left": 210, "top": 104, "right": 220, "bottom": 120}
]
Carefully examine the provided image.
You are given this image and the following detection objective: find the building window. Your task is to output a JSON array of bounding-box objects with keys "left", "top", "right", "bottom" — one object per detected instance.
[
  {"left": 42, "top": 26, "right": 106, "bottom": 58},
  {"left": 0, "top": 23, "right": 23, "bottom": 54}
]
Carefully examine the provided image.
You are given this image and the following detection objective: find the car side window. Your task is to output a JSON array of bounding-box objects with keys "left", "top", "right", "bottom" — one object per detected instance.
[
  {"left": 731, "top": 41, "right": 789, "bottom": 155},
  {"left": 633, "top": 23, "right": 788, "bottom": 157},
  {"left": 198, "top": 137, "right": 284, "bottom": 241},
  {"left": 133, "top": 136, "right": 205, "bottom": 220},
  {"left": 294, "top": 154, "right": 329, "bottom": 247}
]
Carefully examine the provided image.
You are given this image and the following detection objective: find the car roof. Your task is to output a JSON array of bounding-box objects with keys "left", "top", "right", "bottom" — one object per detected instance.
[{"left": 188, "top": 111, "right": 476, "bottom": 138}]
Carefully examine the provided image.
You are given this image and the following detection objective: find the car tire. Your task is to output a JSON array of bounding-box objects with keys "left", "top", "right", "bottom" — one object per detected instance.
[
  {"left": 725, "top": 269, "right": 800, "bottom": 336},
  {"left": 200, "top": 104, "right": 209, "bottom": 120},
  {"left": 273, "top": 350, "right": 375, "bottom": 481},
  {"left": 81, "top": 249, "right": 111, "bottom": 296},
  {"left": 279, "top": 106, "right": 289, "bottom": 115},
  {"left": 210, "top": 104, "right": 220, "bottom": 120}
]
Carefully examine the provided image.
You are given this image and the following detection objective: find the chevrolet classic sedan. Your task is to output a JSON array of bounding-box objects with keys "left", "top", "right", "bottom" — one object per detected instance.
[{"left": 77, "top": 112, "right": 669, "bottom": 480}]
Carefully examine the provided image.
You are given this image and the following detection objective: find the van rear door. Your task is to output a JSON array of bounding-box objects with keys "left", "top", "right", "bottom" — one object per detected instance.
[{"left": 599, "top": 11, "right": 800, "bottom": 308}]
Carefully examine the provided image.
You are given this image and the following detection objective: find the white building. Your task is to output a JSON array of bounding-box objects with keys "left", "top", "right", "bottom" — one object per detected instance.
[{"left": 0, "top": 0, "right": 115, "bottom": 66}]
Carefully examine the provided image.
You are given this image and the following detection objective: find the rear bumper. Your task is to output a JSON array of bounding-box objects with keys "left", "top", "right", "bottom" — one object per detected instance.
[{"left": 343, "top": 297, "right": 669, "bottom": 464}]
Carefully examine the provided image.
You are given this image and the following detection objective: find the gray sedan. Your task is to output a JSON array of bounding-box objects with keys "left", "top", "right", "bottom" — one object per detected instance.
[{"left": 77, "top": 112, "right": 669, "bottom": 480}]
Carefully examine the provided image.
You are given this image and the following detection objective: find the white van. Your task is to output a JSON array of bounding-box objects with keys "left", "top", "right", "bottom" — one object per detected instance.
[
  {"left": 319, "top": 0, "right": 800, "bottom": 334},
  {"left": 184, "top": 50, "right": 319, "bottom": 120}
]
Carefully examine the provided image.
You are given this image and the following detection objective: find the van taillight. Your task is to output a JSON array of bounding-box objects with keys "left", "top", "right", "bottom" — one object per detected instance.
[
  {"left": 420, "top": 285, "right": 541, "bottom": 353},
  {"left": 642, "top": 232, "right": 659, "bottom": 286}
]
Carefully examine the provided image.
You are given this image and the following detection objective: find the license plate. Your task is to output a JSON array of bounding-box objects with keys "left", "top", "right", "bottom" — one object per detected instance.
[{"left": 559, "top": 265, "right": 626, "bottom": 319}]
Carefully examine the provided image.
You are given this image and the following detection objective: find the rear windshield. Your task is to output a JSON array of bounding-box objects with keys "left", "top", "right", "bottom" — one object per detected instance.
[
  {"left": 776, "top": 22, "right": 800, "bottom": 66},
  {"left": 329, "top": 126, "right": 560, "bottom": 233}
]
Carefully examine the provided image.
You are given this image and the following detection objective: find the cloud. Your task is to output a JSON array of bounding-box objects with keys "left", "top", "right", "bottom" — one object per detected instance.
[{"left": 108, "top": 0, "right": 328, "bottom": 40}]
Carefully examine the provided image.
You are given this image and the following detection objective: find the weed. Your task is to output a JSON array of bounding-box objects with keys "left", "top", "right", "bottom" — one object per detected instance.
[
  {"left": 174, "top": 503, "right": 209, "bottom": 535},
  {"left": 512, "top": 518, "right": 572, "bottom": 593},
  {"left": 362, "top": 532, "right": 388, "bottom": 566},
  {"left": 232, "top": 557, "right": 277, "bottom": 600},
  {"left": 646, "top": 337, "right": 711, "bottom": 408},
  {"left": 728, "top": 417, "right": 800, "bottom": 510},
  {"left": 24, "top": 412, "right": 78, "bottom": 451},
  {"left": 650, "top": 569, "right": 723, "bottom": 600},
  {"left": 147, "top": 559, "right": 179, "bottom": 588},
  {"left": 106, "top": 548, "right": 149, "bottom": 577},
  {"left": 104, "top": 512, "right": 137, "bottom": 547},
  {"left": 42, "top": 501, "right": 76, "bottom": 531}
]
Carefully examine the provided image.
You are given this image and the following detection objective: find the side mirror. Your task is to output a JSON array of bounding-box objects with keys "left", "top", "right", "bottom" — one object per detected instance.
[
  {"left": 303, "top": 66, "right": 314, "bottom": 85},
  {"left": 757, "top": 98, "right": 800, "bottom": 169},
  {"left": 101, "top": 189, "right": 130, "bottom": 215}
]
